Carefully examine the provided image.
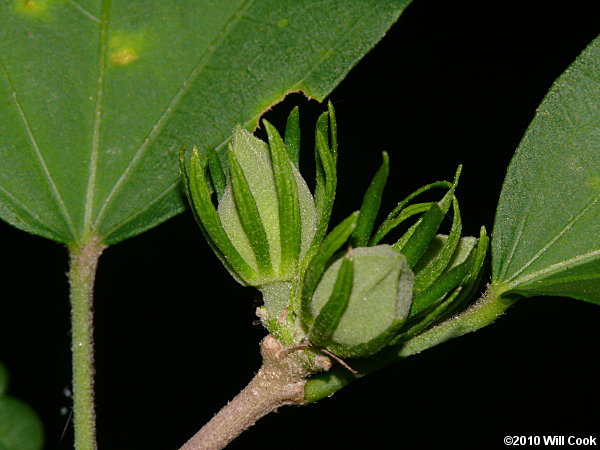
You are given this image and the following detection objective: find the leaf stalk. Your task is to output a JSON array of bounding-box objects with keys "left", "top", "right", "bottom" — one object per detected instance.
[{"left": 68, "top": 237, "right": 105, "bottom": 450}]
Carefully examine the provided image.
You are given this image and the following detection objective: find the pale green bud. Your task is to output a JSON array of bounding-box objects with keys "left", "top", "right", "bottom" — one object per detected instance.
[
  {"left": 218, "top": 127, "right": 316, "bottom": 285},
  {"left": 309, "top": 245, "right": 414, "bottom": 358}
]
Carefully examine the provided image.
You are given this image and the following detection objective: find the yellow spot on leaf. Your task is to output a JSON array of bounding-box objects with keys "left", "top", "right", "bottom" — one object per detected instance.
[
  {"left": 109, "top": 31, "right": 146, "bottom": 67},
  {"left": 110, "top": 48, "right": 139, "bottom": 66},
  {"left": 588, "top": 176, "right": 600, "bottom": 190},
  {"left": 277, "top": 18, "right": 289, "bottom": 28},
  {"left": 14, "top": 0, "right": 50, "bottom": 17}
]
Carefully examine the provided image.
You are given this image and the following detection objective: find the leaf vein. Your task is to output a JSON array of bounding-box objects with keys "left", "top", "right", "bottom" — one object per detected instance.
[
  {"left": 0, "top": 57, "right": 77, "bottom": 239},
  {"left": 0, "top": 182, "right": 63, "bottom": 239},
  {"left": 498, "top": 207, "right": 528, "bottom": 281},
  {"left": 290, "top": 7, "right": 364, "bottom": 93},
  {"left": 557, "top": 89, "right": 577, "bottom": 129},
  {"left": 68, "top": 0, "right": 100, "bottom": 23},
  {"left": 505, "top": 191, "right": 600, "bottom": 284},
  {"left": 93, "top": 0, "right": 254, "bottom": 230},
  {"left": 506, "top": 249, "right": 600, "bottom": 290},
  {"left": 101, "top": 179, "right": 181, "bottom": 241}
]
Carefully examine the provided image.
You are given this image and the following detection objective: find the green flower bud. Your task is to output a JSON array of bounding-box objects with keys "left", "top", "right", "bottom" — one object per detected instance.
[
  {"left": 308, "top": 245, "right": 414, "bottom": 358},
  {"left": 217, "top": 126, "right": 317, "bottom": 285},
  {"left": 181, "top": 104, "right": 339, "bottom": 289},
  {"left": 181, "top": 126, "right": 316, "bottom": 287}
]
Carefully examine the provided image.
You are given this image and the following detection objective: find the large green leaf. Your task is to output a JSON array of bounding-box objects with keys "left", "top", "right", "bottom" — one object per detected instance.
[
  {"left": 0, "top": 362, "right": 44, "bottom": 450},
  {"left": 491, "top": 35, "right": 600, "bottom": 304},
  {"left": 0, "top": 0, "right": 411, "bottom": 245}
]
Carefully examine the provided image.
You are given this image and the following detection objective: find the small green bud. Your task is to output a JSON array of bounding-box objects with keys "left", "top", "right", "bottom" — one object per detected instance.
[
  {"left": 218, "top": 126, "right": 317, "bottom": 285},
  {"left": 309, "top": 245, "right": 414, "bottom": 358},
  {"left": 182, "top": 121, "right": 321, "bottom": 288}
]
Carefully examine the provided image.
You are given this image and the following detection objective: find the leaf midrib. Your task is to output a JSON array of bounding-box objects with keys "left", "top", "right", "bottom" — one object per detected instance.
[{"left": 82, "top": 0, "right": 111, "bottom": 242}]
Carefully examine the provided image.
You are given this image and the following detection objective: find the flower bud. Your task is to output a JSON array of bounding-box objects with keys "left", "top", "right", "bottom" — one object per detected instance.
[
  {"left": 307, "top": 245, "right": 414, "bottom": 358},
  {"left": 181, "top": 114, "right": 330, "bottom": 288},
  {"left": 217, "top": 126, "right": 316, "bottom": 285}
]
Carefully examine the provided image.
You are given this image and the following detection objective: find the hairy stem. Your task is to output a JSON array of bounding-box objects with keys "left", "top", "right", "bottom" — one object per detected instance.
[
  {"left": 68, "top": 237, "right": 105, "bottom": 450},
  {"left": 398, "top": 284, "right": 517, "bottom": 356},
  {"left": 179, "top": 336, "right": 316, "bottom": 450}
]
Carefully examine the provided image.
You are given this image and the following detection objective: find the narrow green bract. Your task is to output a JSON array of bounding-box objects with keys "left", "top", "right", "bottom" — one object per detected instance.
[
  {"left": 413, "top": 197, "right": 462, "bottom": 293},
  {"left": 183, "top": 147, "right": 256, "bottom": 284},
  {"left": 264, "top": 120, "right": 302, "bottom": 273},
  {"left": 284, "top": 107, "right": 301, "bottom": 168},
  {"left": 309, "top": 253, "right": 355, "bottom": 347},
  {"left": 217, "top": 127, "right": 316, "bottom": 285},
  {"left": 227, "top": 143, "right": 274, "bottom": 274},
  {"left": 352, "top": 152, "right": 389, "bottom": 247},
  {"left": 300, "top": 212, "right": 359, "bottom": 325}
]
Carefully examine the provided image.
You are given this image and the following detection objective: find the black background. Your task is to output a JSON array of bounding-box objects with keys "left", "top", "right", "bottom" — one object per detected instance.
[{"left": 1, "top": 0, "right": 599, "bottom": 449}]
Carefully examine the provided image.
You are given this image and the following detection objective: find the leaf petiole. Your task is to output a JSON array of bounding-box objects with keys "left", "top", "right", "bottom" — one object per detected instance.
[{"left": 67, "top": 237, "right": 105, "bottom": 450}]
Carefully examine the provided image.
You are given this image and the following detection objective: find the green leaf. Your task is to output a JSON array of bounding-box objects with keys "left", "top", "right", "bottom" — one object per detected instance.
[
  {"left": 492, "top": 35, "right": 600, "bottom": 304},
  {"left": 0, "top": 362, "right": 43, "bottom": 450},
  {"left": 352, "top": 152, "right": 389, "bottom": 247},
  {"left": 0, "top": 0, "right": 412, "bottom": 245}
]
